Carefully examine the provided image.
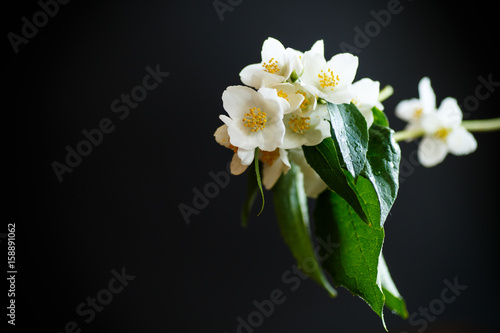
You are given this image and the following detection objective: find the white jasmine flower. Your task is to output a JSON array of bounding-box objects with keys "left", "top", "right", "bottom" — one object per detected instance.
[
  {"left": 239, "top": 37, "right": 302, "bottom": 89},
  {"left": 418, "top": 98, "right": 477, "bottom": 167},
  {"left": 259, "top": 148, "right": 291, "bottom": 190},
  {"left": 395, "top": 77, "right": 436, "bottom": 130},
  {"left": 300, "top": 40, "right": 358, "bottom": 104},
  {"left": 270, "top": 82, "right": 306, "bottom": 114},
  {"left": 351, "top": 78, "right": 384, "bottom": 128},
  {"left": 288, "top": 148, "right": 327, "bottom": 198},
  {"left": 220, "top": 85, "right": 287, "bottom": 157},
  {"left": 282, "top": 104, "right": 331, "bottom": 149}
]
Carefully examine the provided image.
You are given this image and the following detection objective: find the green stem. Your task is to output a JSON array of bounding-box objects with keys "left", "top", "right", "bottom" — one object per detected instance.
[
  {"left": 462, "top": 118, "right": 500, "bottom": 132},
  {"left": 393, "top": 128, "right": 424, "bottom": 142},
  {"left": 378, "top": 85, "right": 394, "bottom": 103},
  {"left": 394, "top": 117, "right": 500, "bottom": 142}
]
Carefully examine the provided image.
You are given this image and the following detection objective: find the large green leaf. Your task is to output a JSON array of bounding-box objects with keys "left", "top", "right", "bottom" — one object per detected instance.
[
  {"left": 303, "top": 123, "right": 400, "bottom": 228},
  {"left": 273, "top": 163, "right": 337, "bottom": 297},
  {"left": 302, "top": 138, "right": 371, "bottom": 224},
  {"left": 361, "top": 124, "right": 401, "bottom": 226},
  {"left": 378, "top": 255, "right": 408, "bottom": 319},
  {"left": 327, "top": 103, "right": 369, "bottom": 180},
  {"left": 314, "top": 189, "right": 386, "bottom": 329}
]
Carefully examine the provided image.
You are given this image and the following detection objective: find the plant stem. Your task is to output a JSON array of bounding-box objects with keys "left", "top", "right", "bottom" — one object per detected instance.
[
  {"left": 393, "top": 117, "right": 500, "bottom": 142},
  {"left": 462, "top": 118, "right": 500, "bottom": 132},
  {"left": 378, "top": 85, "right": 394, "bottom": 103}
]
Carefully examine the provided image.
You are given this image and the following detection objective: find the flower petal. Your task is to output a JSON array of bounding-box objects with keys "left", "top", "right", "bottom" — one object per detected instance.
[
  {"left": 418, "top": 77, "right": 436, "bottom": 113},
  {"left": 230, "top": 153, "right": 250, "bottom": 175},
  {"left": 214, "top": 124, "right": 230, "bottom": 148},
  {"left": 222, "top": 85, "right": 255, "bottom": 120},
  {"left": 447, "top": 127, "right": 477, "bottom": 156},
  {"left": 437, "top": 97, "right": 462, "bottom": 129},
  {"left": 288, "top": 148, "right": 327, "bottom": 198},
  {"left": 261, "top": 37, "right": 286, "bottom": 66},
  {"left": 395, "top": 99, "right": 423, "bottom": 122},
  {"left": 326, "top": 53, "right": 358, "bottom": 88},
  {"left": 418, "top": 136, "right": 448, "bottom": 167},
  {"left": 237, "top": 148, "right": 255, "bottom": 166}
]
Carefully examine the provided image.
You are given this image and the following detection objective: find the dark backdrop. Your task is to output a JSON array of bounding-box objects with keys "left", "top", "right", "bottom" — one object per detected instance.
[{"left": 8, "top": 0, "right": 500, "bottom": 332}]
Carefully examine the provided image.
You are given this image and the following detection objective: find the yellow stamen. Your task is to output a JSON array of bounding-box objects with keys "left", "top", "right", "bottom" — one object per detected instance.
[
  {"left": 435, "top": 127, "right": 451, "bottom": 141},
  {"left": 242, "top": 107, "right": 267, "bottom": 132},
  {"left": 277, "top": 90, "right": 288, "bottom": 101},
  {"left": 297, "top": 91, "right": 310, "bottom": 111},
  {"left": 414, "top": 107, "right": 423, "bottom": 119},
  {"left": 259, "top": 148, "right": 280, "bottom": 166},
  {"left": 318, "top": 68, "right": 339, "bottom": 90},
  {"left": 289, "top": 115, "right": 311, "bottom": 134},
  {"left": 262, "top": 58, "right": 280, "bottom": 75}
]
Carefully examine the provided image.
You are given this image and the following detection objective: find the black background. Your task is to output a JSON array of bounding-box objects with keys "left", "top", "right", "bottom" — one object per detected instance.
[{"left": 7, "top": 0, "right": 500, "bottom": 332}]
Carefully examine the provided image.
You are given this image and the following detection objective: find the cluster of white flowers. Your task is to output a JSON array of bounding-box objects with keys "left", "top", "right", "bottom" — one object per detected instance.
[
  {"left": 395, "top": 77, "right": 477, "bottom": 167},
  {"left": 214, "top": 37, "right": 383, "bottom": 197}
]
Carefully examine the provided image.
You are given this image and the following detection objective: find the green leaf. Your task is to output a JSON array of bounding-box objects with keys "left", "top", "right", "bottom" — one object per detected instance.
[
  {"left": 372, "top": 106, "right": 389, "bottom": 127},
  {"left": 241, "top": 162, "right": 259, "bottom": 227},
  {"left": 273, "top": 163, "right": 337, "bottom": 297},
  {"left": 361, "top": 124, "right": 401, "bottom": 226},
  {"left": 314, "top": 189, "right": 386, "bottom": 329},
  {"left": 327, "top": 103, "right": 369, "bottom": 180},
  {"left": 379, "top": 255, "right": 408, "bottom": 319},
  {"left": 254, "top": 149, "right": 265, "bottom": 216},
  {"left": 302, "top": 139, "right": 379, "bottom": 226}
]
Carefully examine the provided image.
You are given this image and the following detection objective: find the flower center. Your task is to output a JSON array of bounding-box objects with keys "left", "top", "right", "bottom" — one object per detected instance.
[
  {"left": 318, "top": 68, "right": 339, "bottom": 90},
  {"left": 435, "top": 127, "right": 451, "bottom": 141},
  {"left": 262, "top": 58, "right": 280, "bottom": 75},
  {"left": 277, "top": 90, "right": 289, "bottom": 101},
  {"left": 296, "top": 91, "right": 310, "bottom": 111},
  {"left": 289, "top": 115, "right": 311, "bottom": 134},
  {"left": 414, "top": 107, "right": 423, "bottom": 119},
  {"left": 242, "top": 107, "right": 267, "bottom": 132},
  {"left": 259, "top": 148, "right": 280, "bottom": 166}
]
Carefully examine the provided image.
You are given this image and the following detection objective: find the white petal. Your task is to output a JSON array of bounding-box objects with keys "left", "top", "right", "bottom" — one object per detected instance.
[
  {"left": 323, "top": 84, "right": 354, "bottom": 104},
  {"left": 361, "top": 109, "right": 374, "bottom": 128},
  {"left": 219, "top": 114, "right": 232, "bottom": 126},
  {"left": 418, "top": 136, "right": 448, "bottom": 167},
  {"left": 222, "top": 85, "right": 255, "bottom": 120},
  {"left": 447, "top": 127, "right": 477, "bottom": 156},
  {"left": 285, "top": 47, "right": 303, "bottom": 78},
  {"left": 237, "top": 148, "right": 255, "bottom": 166},
  {"left": 261, "top": 37, "right": 286, "bottom": 65},
  {"left": 239, "top": 64, "right": 285, "bottom": 89},
  {"left": 395, "top": 99, "right": 423, "bottom": 122},
  {"left": 270, "top": 83, "right": 304, "bottom": 114},
  {"left": 288, "top": 149, "right": 327, "bottom": 198},
  {"left": 418, "top": 77, "right": 436, "bottom": 113},
  {"left": 437, "top": 97, "right": 462, "bottom": 129},
  {"left": 352, "top": 79, "right": 379, "bottom": 104},
  {"left": 230, "top": 153, "right": 250, "bottom": 175},
  {"left": 300, "top": 50, "right": 326, "bottom": 90},
  {"left": 308, "top": 40, "right": 324, "bottom": 58},
  {"left": 325, "top": 53, "right": 358, "bottom": 87}
]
